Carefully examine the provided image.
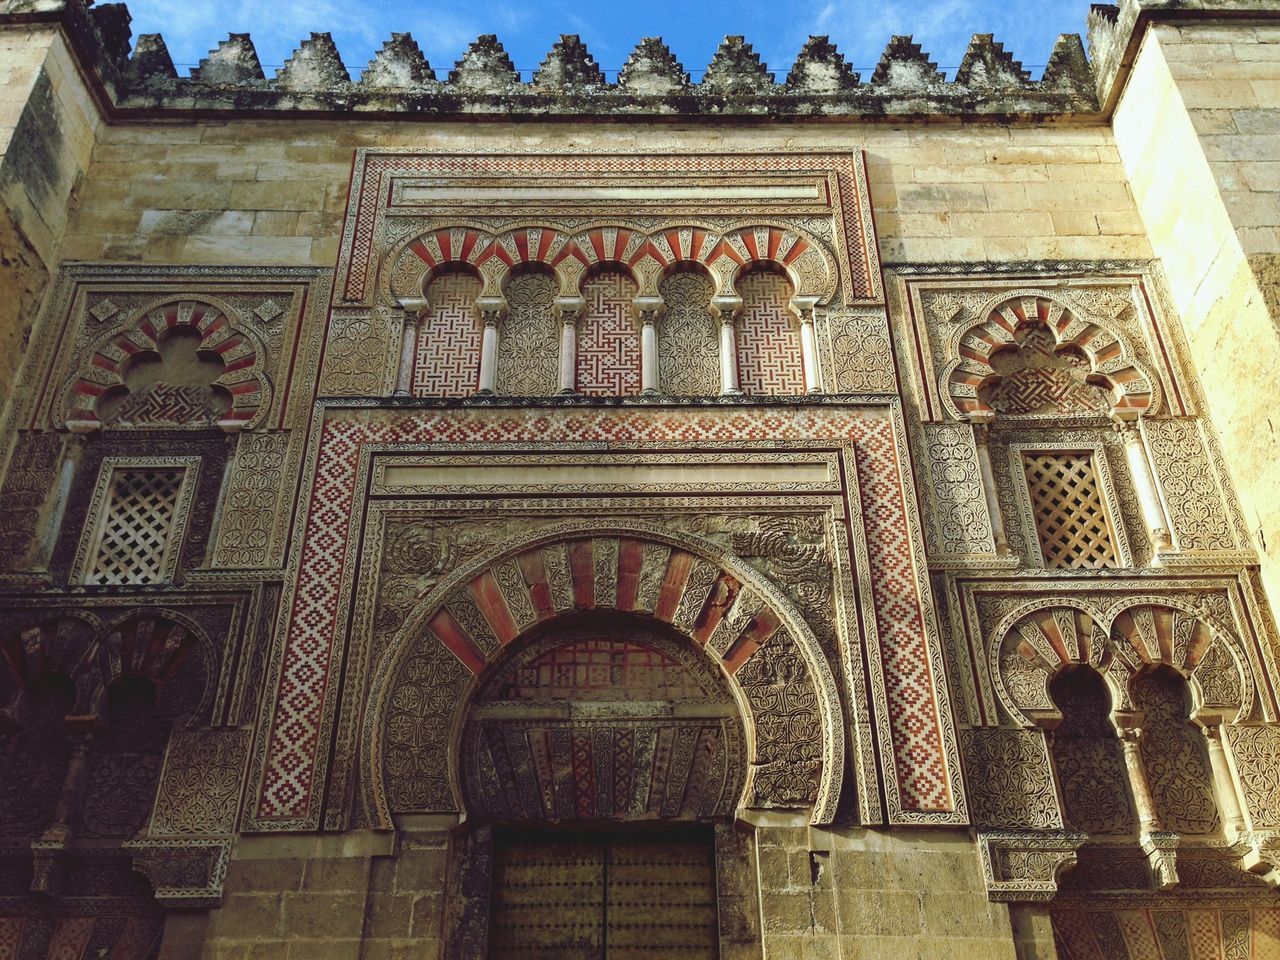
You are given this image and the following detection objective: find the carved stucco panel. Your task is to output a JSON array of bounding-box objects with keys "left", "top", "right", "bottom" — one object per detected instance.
[
  {"left": 1143, "top": 417, "right": 1243, "bottom": 553},
  {"left": 960, "top": 727, "right": 1062, "bottom": 830},
  {"left": 150, "top": 729, "right": 251, "bottom": 836},
  {"left": 921, "top": 423, "right": 995, "bottom": 556},
  {"left": 1225, "top": 724, "right": 1280, "bottom": 830},
  {"left": 212, "top": 431, "right": 293, "bottom": 569},
  {"left": 319, "top": 308, "right": 399, "bottom": 397}
]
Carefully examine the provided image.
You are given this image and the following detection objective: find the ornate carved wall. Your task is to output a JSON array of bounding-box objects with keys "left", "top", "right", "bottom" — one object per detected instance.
[{"left": 0, "top": 66, "right": 1278, "bottom": 956}]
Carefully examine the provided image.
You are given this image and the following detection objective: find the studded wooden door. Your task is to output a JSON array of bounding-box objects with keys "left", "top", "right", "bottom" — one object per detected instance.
[{"left": 489, "top": 830, "right": 719, "bottom": 959}]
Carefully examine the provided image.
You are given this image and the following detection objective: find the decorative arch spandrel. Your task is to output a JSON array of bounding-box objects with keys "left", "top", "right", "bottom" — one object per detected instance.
[
  {"left": 61, "top": 296, "right": 271, "bottom": 433},
  {"left": 940, "top": 291, "right": 1159, "bottom": 423},
  {"left": 361, "top": 524, "right": 846, "bottom": 829},
  {"left": 989, "top": 599, "right": 1254, "bottom": 730}
]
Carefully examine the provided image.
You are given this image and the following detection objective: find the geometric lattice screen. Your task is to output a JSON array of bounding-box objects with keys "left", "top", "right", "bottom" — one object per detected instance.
[
  {"left": 84, "top": 469, "right": 184, "bottom": 585},
  {"left": 1021, "top": 452, "right": 1120, "bottom": 570}
]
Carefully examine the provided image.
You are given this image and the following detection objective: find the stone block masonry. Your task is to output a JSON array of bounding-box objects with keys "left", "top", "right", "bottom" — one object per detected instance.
[{"left": 0, "top": 1, "right": 1277, "bottom": 959}]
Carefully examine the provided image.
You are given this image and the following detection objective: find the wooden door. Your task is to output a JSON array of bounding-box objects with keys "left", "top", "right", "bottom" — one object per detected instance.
[{"left": 490, "top": 830, "right": 718, "bottom": 959}]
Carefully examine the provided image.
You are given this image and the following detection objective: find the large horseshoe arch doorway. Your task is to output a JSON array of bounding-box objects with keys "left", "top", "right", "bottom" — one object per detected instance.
[
  {"left": 462, "top": 612, "right": 749, "bottom": 959},
  {"left": 367, "top": 528, "right": 845, "bottom": 959}
]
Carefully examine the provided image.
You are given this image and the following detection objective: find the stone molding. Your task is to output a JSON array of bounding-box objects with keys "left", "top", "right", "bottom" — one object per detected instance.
[
  {"left": 977, "top": 829, "right": 1087, "bottom": 901},
  {"left": 125, "top": 837, "right": 233, "bottom": 908}
]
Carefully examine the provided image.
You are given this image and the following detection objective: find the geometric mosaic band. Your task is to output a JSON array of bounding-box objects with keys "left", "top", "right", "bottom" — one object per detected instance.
[{"left": 254, "top": 403, "right": 953, "bottom": 824}]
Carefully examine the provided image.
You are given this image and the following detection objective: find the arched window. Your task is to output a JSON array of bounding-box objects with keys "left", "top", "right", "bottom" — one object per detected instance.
[
  {"left": 1047, "top": 667, "right": 1136, "bottom": 836},
  {"left": 78, "top": 675, "right": 170, "bottom": 838},
  {"left": 496, "top": 267, "right": 559, "bottom": 396},
  {"left": 657, "top": 267, "right": 719, "bottom": 395},
  {"left": 0, "top": 673, "right": 74, "bottom": 836},
  {"left": 985, "top": 325, "right": 1111, "bottom": 416},
  {"left": 413, "top": 267, "right": 483, "bottom": 397},
  {"left": 96, "top": 325, "right": 232, "bottom": 427},
  {"left": 576, "top": 267, "right": 641, "bottom": 395},
  {"left": 735, "top": 265, "right": 804, "bottom": 396},
  {"left": 1132, "top": 666, "right": 1220, "bottom": 835}
]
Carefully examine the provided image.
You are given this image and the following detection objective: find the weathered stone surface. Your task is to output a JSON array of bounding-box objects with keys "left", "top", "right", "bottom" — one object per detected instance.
[
  {"left": 276, "top": 32, "right": 350, "bottom": 92},
  {"left": 786, "top": 36, "right": 858, "bottom": 93},
  {"left": 955, "top": 35, "right": 1030, "bottom": 88},
  {"left": 618, "top": 37, "right": 689, "bottom": 95},
  {"left": 360, "top": 33, "right": 434, "bottom": 89},
  {"left": 448, "top": 34, "right": 519, "bottom": 93},
  {"left": 870, "top": 36, "right": 945, "bottom": 90},
  {"left": 125, "top": 33, "right": 175, "bottom": 85},
  {"left": 1, "top": 1, "right": 1280, "bottom": 959},
  {"left": 700, "top": 35, "right": 775, "bottom": 96},
  {"left": 1042, "top": 33, "right": 1092, "bottom": 91},
  {"left": 533, "top": 34, "right": 604, "bottom": 92},
  {"left": 194, "top": 33, "right": 265, "bottom": 84}
]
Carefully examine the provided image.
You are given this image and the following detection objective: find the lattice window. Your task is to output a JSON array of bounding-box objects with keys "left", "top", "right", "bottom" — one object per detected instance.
[
  {"left": 1021, "top": 452, "right": 1120, "bottom": 569},
  {"left": 576, "top": 270, "right": 641, "bottom": 396},
  {"left": 736, "top": 268, "right": 804, "bottom": 395},
  {"left": 82, "top": 468, "right": 187, "bottom": 585},
  {"left": 413, "top": 270, "right": 483, "bottom": 397}
]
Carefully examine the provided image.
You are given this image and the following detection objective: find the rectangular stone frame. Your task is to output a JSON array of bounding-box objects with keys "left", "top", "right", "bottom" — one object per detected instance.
[
  {"left": 243, "top": 399, "right": 968, "bottom": 831},
  {"left": 70, "top": 455, "right": 202, "bottom": 586}
]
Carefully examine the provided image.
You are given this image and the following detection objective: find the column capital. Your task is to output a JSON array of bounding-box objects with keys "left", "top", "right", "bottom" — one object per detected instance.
[
  {"left": 395, "top": 295, "right": 429, "bottom": 318},
  {"left": 633, "top": 296, "right": 664, "bottom": 325},
  {"left": 554, "top": 297, "right": 585, "bottom": 322},
  {"left": 710, "top": 294, "right": 743, "bottom": 323},
  {"left": 789, "top": 295, "right": 821, "bottom": 322},
  {"left": 1109, "top": 410, "right": 1143, "bottom": 434},
  {"left": 477, "top": 297, "right": 507, "bottom": 324}
]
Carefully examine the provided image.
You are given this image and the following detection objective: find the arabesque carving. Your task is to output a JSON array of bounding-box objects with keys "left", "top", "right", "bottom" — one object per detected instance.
[{"left": 960, "top": 728, "right": 1061, "bottom": 829}]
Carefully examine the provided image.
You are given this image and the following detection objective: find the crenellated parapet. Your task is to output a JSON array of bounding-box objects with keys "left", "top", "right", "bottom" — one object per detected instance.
[{"left": 0, "top": 0, "right": 1099, "bottom": 118}]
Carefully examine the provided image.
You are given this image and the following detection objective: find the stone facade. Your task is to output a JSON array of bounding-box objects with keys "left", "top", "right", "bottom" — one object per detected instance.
[{"left": 1, "top": 0, "right": 1280, "bottom": 957}]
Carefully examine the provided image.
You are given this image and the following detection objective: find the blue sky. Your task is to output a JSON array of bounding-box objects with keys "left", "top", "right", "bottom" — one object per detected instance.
[{"left": 123, "top": 0, "right": 1096, "bottom": 81}]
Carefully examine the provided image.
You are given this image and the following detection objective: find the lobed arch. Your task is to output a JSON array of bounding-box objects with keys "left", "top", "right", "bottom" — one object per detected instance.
[
  {"left": 387, "top": 221, "right": 838, "bottom": 312},
  {"left": 941, "top": 292, "right": 1158, "bottom": 421},
  {"left": 361, "top": 523, "right": 846, "bottom": 829},
  {"left": 0, "top": 609, "right": 216, "bottom": 728},
  {"left": 989, "top": 598, "right": 1252, "bottom": 729},
  {"left": 63, "top": 296, "right": 269, "bottom": 432}
]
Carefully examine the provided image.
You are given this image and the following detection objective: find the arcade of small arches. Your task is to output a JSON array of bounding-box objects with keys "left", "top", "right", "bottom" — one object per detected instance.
[
  {"left": 988, "top": 600, "right": 1266, "bottom": 882},
  {"left": 385, "top": 223, "right": 838, "bottom": 399},
  {"left": 0, "top": 611, "right": 213, "bottom": 846}
]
